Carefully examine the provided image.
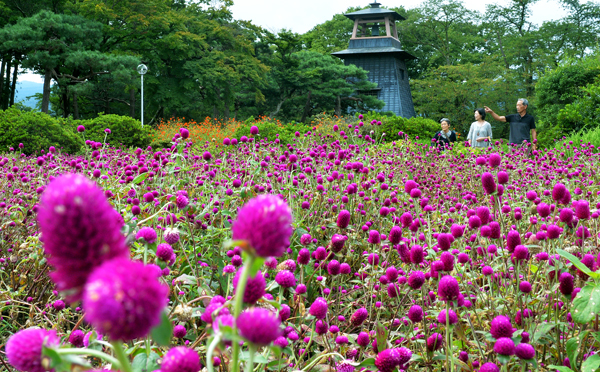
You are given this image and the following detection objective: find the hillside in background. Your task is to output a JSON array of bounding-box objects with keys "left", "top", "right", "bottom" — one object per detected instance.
[{"left": 15, "top": 80, "right": 43, "bottom": 108}]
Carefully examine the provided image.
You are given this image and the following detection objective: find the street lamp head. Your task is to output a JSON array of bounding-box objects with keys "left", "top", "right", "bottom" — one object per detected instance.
[{"left": 137, "top": 64, "right": 148, "bottom": 75}]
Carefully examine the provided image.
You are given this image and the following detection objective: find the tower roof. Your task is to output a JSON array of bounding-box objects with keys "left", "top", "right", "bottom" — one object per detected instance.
[{"left": 344, "top": 2, "right": 405, "bottom": 21}]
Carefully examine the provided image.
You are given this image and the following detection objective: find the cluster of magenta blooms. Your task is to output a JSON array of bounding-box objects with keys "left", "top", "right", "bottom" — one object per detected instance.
[{"left": 1, "top": 120, "right": 600, "bottom": 372}]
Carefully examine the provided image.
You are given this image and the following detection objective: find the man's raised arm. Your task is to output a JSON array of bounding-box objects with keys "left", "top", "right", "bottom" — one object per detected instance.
[{"left": 484, "top": 106, "right": 506, "bottom": 122}]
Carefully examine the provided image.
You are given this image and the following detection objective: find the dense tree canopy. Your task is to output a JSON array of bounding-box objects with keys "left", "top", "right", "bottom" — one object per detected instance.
[{"left": 0, "top": 0, "right": 599, "bottom": 139}]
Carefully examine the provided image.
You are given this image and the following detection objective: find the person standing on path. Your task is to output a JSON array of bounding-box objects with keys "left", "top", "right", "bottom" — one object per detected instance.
[
  {"left": 466, "top": 108, "right": 493, "bottom": 148},
  {"left": 484, "top": 98, "right": 537, "bottom": 149}
]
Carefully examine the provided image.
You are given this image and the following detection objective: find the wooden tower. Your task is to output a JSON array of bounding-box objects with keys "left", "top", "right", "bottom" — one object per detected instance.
[{"left": 332, "top": 2, "right": 416, "bottom": 117}]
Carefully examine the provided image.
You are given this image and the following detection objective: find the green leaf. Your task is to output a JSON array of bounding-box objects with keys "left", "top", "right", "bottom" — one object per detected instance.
[
  {"left": 567, "top": 331, "right": 589, "bottom": 371},
  {"left": 548, "top": 366, "right": 575, "bottom": 372},
  {"left": 175, "top": 274, "right": 197, "bottom": 285},
  {"left": 132, "top": 352, "right": 161, "bottom": 372},
  {"left": 356, "top": 358, "right": 376, "bottom": 367},
  {"left": 582, "top": 354, "right": 600, "bottom": 372},
  {"left": 376, "top": 322, "right": 388, "bottom": 353},
  {"left": 557, "top": 249, "right": 600, "bottom": 279},
  {"left": 572, "top": 283, "right": 600, "bottom": 324},
  {"left": 248, "top": 257, "right": 266, "bottom": 277},
  {"left": 42, "top": 347, "right": 63, "bottom": 370},
  {"left": 150, "top": 311, "right": 173, "bottom": 347},
  {"left": 497, "top": 354, "right": 511, "bottom": 364},
  {"left": 132, "top": 172, "right": 149, "bottom": 185},
  {"left": 532, "top": 323, "right": 556, "bottom": 344}
]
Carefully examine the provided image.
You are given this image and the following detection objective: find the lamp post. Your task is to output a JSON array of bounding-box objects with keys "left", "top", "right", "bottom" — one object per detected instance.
[{"left": 137, "top": 64, "right": 148, "bottom": 127}]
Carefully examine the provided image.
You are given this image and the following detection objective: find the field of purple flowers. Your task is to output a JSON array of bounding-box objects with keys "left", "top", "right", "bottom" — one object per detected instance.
[{"left": 1, "top": 121, "right": 600, "bottom": 372}]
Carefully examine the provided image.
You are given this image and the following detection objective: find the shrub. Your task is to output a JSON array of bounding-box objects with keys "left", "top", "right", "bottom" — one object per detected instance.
[
  {"left": 0, "top": 107, "right": 82, "bottom": 154},
  {"left": 72, "top": 114, "right": 152, "bottom": 149},
  {"left": 234, "top": 117, "right": 312, "bottom": 145},
  {"left": 360, "top": 112, "right": 440, "bottom": 142}
]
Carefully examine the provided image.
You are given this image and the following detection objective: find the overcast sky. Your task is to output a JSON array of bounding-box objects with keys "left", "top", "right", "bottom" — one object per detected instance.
[{"left": 20, "top": 0, "right": 567, "bottom": 83}]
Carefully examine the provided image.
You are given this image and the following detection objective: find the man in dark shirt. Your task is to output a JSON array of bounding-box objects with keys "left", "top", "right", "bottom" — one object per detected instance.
[{"left": 484, "top": 99, "right": 537, "bottom": 148}]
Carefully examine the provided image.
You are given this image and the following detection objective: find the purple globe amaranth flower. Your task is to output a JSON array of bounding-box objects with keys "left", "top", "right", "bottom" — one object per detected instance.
[
  {"left": 179, "top": 128, "right": 190, "bottom": 139},
  {"left": 173, "top": 325, "right": 187, "bottom": 338},
  {"left": 69, "top": 329, "right": 85, "bottom": 347},
  {"left": 375, "top": 349, "right": 400, "bottom": 372},
  {"left": 506, "top": 230, "right": 521, "bottom": 252},
  {"left": 481, "top": 172, "right": 497, "bottom": 194},
  {"left": 497, "top": 171, "right": 509, "bottom": 184},
  {"left": 515, "top": 343, "right": 535, "bottom": 360},
  {"left": 136, "top": 227, "right": 157, "bottom": 244},
  {"left": 330, "top": 234, "right": 347, "bottom": 253},
  {"left": 337, "top": 209, "right": 351, "bottom": 228},
  {"left": 327, "top": 260, "right": 341, "bottom": 275},
  {"left": 368, "top": 229, "right": 381, "bottom": 244},
  {"left": 388, "top": 226, "right": 402, "bottom": 245},
  {"left": 275, "top": 270, "right": 296, "bottom": 288},
  {"left": 315, "top": 319, "right": 328, "bottom": 335},
  {"left": 494, "top": 337, "right": 515, "bottom": 355},
  {"left": 437, "top": 309, "right": 458, "bottom": 324},
  {"left": 350, "top": 308, "right": 368, "bottom": 327},
  {"left": 410, "top": 245, "right": 424, "bottom": 264},
  {"left": 426, "top": 333, "right": 443, "bottom": 351},
  {"left": 357, "top": 331, "right": 370, "bottom": 347},
  {"left": 37, "top": 173, "right": 129, "bottom": 302},
  {"left": 156, "top": 243, "right": 173, "bottom": 262},
  {"left": 537, "top": 203, "right": 551, "bottom": 217},
  {"left": 250, "top": 125, "right": 259, "bottom": 135},
  {"left": 300, "top": 233, "right": 312, "bottom": 246},
  {"left": 489, "top": 153, "right": 501, "bottom": 168},
  {"left": 559, "top": 272, "right": 574, "bottom": 296},
  {"left": 233, "top": 269, "right": 266, "bottom": 304},
  {"left": 437, "top": 233, "right": 452, "bottom": 251},
  {"left": 519, "top": 281, "right": 532, "bottom": 293},
  {"left": 553, "top": 183, "right": 568, "bottom": 202},
  {"left": 237, "top": 308, "right": 282, "bottom": 346},
  {"left": 513, "top": 245, "right": 529, "bottom": 261},
  {"left": 297, "top": 248, "right": 311, "bottom": 265},
  {"left": 279, "top": 304, "right": 291, "bottom": 322},
  {"left": 161, "top": 347, "right": 200, "bottom": 372},
  {"left": 82, "top": 258, "right": 169, "bottom": 341},
  {"left": 438, "top": 275, "right": 460, "bottom": 302},
  {"left": 480, "top": 362, "right": 500, "bottom": 372},
  {"left": 490, "top": 315, "right": 513, "bottom": 339},
  {"left": 440, "top": 251, "right": 455, "bottom": 271},
  {"left": 164, "top": 227, "right": 180, "bottom": 245},
  {"left": 6, "top": 328, "right": 60, "bottom": 372},
  {"left": 575, "top": 200, "right": 591, "bottom": 219},
  {"left": 309, "top": 297, "right": 328, "bottom": 319},
  {"left": 408, "top": 305, "right": 423, "bottom": 322},
  {"left": 408, "top": 271, "right": 425, "bottom": 290},
  {"left": 231, "top": 195, "right": 293, "bottom": 257}
]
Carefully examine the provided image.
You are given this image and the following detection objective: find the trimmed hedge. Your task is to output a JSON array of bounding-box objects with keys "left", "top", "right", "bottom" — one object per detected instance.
[
  {"left": 234, "top": 120, "right": 312, "bottom": 145},
  {"left": 0, "top": 107, "right": 82, "bottom": 154},
  {"left": 69, "top": 114, "right": 152, "bottom": 149},
  {"left": 360, "top": 112, "right": 440, "bottom": 142}
]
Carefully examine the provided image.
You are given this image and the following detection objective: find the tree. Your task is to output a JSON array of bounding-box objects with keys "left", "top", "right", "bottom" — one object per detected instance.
[
  {"left": 411, "top": 59, "right": 518, "bottom": 138},
  {"left": 303, "top": 9, "right": 359, "bottom": 55},
  {"left": 0, "top": 11, "right": 140, "bottom": 116}
]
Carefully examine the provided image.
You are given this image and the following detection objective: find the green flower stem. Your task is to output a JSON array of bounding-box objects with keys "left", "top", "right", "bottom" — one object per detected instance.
[
  {"left": 245, "top": 345, "right": 256, "bottom": 372},
  {"left": 56, "top": 348, "right": 120, "bottom": 368},
  {"left": 445, "top": 301, "right": 454, "bottom": 372},
  {"left": 206, "top": 336, "right": 221, "bottom": 372},
  {"left": 110, "top": 341, "right": 134, "bottom": 372},
  {"left": 231, "top": 255, "right": 256, "bottom": 372}
]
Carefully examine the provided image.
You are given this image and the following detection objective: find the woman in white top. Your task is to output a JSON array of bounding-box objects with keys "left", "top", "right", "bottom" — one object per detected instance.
[{"left": 466, "top": 108, "right": 492, "bottom": 148}]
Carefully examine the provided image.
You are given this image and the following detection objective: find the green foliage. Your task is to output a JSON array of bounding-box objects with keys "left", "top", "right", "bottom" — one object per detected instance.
[
  {"left": 535, "top": 55, "right": 600, "bottom": 133},
  {"left": 0, "top": 107, "right": 82, "bottom": 154},
  {"left": 72, "top": 114, "right": 152, "bottom": 149},
  {"left": 554, "top": 124, "right": 600, "bottom": 152},
  {"left": 410, "top": 61, "right": 518, "bottom": 138},
  {"left": 361, "top": 112, "right": 440, "bottom": 142},
  {"left": 233, "top": 119, "right": 311, "bottom": 145}
]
